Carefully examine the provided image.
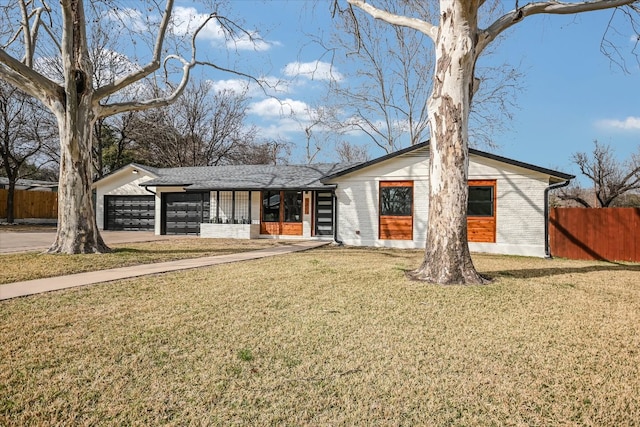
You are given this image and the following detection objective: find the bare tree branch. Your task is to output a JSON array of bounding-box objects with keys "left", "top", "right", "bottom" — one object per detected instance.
[
  {"left": 92, "top": 0, "right": 175, "bottom": 102},
  {"left": 479, "top": 0, "right": 638, "bottom": 54},
  {"left": 346, "top": 0, "right": 438, "bottom": 41}
]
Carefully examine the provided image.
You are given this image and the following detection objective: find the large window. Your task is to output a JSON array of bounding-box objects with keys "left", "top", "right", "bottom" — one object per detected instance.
[
  {"left": 379, "top": 181, "right": 414, "bottom": 240},
  {"left": 468, "top": 186, "right": 494, "bottom": 217},
  {"left": 262, "top": 190, "right": 302, "bottom": 223},
  {"left": 283, "top": 191, "right": 302, "bottom": 222},
  {"left": 262, "top": 191, "right": 280, "bottom": 222},
  {"left": 380, "top": 185, "right": 413, "bottom": 216}
]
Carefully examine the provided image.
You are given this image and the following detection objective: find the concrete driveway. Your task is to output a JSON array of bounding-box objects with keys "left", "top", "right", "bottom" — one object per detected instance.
[{"left": 0, "top": 231, "right": 188, "bottom": 254}]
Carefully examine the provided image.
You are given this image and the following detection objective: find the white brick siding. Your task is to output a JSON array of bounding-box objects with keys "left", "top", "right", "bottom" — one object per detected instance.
[
  {"left": 328, "top": 149, "right": 430, "bottom": 249},
  {"left": 330, "top": 150, "right": 551, "bottom": 256}
]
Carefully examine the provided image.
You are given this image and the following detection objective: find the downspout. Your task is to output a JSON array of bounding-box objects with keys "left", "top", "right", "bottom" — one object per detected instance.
[
  {"left": 143, "top": 185, "right": 156, "bottom": 196},
  {"left": 333, "top": 190, "right": 343, "bottom": 245},
  {"left": 544, "top": 179, "right": 571, "bottom": 258}
]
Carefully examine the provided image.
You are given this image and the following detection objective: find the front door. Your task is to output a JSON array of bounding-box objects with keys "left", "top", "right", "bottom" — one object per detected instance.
[
  {"left": 314, "top": 191, "right": 334, "bottom": 236},
  {"left": 260, "top": 190, "right": 303, "bottom": 236}
]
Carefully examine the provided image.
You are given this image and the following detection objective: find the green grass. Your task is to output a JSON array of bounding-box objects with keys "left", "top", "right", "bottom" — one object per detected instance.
[
  {"left": 1, "top": 247, "right": 639, "bottom": 425},
  {"left": 0, "top": 238, "right": 288, "bottom": 284}
]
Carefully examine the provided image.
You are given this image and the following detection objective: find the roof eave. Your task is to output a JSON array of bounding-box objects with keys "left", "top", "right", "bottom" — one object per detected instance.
[{"left": 322, "top": 140, "right": 574, "bottom": 182}]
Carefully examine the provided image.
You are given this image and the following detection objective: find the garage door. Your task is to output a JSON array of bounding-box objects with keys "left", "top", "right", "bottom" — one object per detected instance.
[
  {"left": 105, "top": 195, "right": 155, "bottom": 231},
  {"left": 162, "top": 192, "right": 210, "bottom": 235}
]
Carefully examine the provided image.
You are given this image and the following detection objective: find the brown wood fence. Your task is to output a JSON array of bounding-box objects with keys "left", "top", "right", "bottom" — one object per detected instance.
[
  {"left": 0, "top": 189, "right": 58, "bottom": 219},
  {"left": 549, "top": 207, "right": 640, "bottom": 262}
]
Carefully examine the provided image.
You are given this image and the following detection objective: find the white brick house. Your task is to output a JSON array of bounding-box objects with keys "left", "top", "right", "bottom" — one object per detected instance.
[{"left": 93, "top": 142, "right": 573, "bottom": 257}]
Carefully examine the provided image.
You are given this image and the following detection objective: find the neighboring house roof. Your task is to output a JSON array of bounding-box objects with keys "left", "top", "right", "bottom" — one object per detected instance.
[
  {"left": 321, "top": 141, "right": 575, "bottom": 183},
  {"left": 0, "top": 177, "right": 58, "bottom": 190},
  {"left": 139, "top": 163, "right": 357, "bottom": 191}
]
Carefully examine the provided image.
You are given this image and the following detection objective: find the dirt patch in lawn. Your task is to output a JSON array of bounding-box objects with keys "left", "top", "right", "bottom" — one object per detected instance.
[{"left": 1, "top": 247, "right": 639, "bottom": 425}]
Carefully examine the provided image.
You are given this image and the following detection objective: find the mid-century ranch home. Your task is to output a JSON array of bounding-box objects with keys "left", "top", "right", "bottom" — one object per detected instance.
[{"left": 94, "top": 142, "right": 574, "bottom": 257}]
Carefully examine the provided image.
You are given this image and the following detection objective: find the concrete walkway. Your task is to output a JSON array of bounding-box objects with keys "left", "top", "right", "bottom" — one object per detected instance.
[{"left": 0, "top": 240, "right": 330, "bottom": 301}]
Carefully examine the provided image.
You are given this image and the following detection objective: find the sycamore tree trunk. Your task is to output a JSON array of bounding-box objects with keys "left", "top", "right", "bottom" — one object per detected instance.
[
  {"left": 408, "top": 1, "right": 486, "bottom": 284},
  {"left": 48, "top": 102, "right": 108, "bottom": 253},
  {"left": 47, "top": 0, "right": 108, "bottom": 254}
]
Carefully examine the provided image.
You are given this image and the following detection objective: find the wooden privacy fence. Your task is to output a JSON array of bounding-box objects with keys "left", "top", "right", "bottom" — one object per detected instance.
[
  {"left": 549, "top": 207, "right": 640, "bottom": 262},
  {"left": 0, "top": 189, "right": 58, "bottom": 219}
]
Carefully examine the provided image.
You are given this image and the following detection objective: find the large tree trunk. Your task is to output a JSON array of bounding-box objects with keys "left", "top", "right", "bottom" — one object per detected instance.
[
  {"left": 408, "top": 1, "right": 487, "bottom": 285},
  {"left": 48, "top": 109, "right": 109, "bottom": 253},
  {"left": 47, "top": 0, "right": 109, "bottom": 254}
]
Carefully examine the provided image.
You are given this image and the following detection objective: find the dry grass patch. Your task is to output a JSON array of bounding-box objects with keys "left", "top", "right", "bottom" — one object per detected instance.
[
  {"left": 1, "top": 247, "right": 639, "bottom": 425},
  {"left": 0, "top": 238, "right": 288, "bottom": 283}
]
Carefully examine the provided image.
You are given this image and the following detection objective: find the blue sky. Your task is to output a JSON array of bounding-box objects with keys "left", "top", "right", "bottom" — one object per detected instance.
[{"left": 169, "top": 1, "right": 639, "bottom": 178}]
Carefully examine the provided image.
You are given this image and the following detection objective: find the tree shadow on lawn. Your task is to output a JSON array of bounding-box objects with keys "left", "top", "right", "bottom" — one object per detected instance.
[{"left": 486, "top": 262, "right": 640, "bottom": 280}]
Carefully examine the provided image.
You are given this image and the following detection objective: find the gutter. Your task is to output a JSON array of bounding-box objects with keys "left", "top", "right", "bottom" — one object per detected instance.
[{"left": 544, "top": 178, "right": 572, "bottom": 258}]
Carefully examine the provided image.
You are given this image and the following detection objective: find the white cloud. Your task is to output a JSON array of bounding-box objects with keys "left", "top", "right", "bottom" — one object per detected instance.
[
  {"left": 170, "top": 6, "right": 276, "bottom": 51},
  {"left": 170, "top": 6, "right": 226, "bottom": 41},
  {"left": 248, "top": 98, "right": 312, "bottom": 117},
  {"left": 282, "top": 61, "right": 344, "bottom": 82},
  {"left": 208, "top": 76, "right": 289, "bottom": 97},
  {"left": 229, "top": 33, "right": 279, "bottom": 52},
  {"left": 597, "top": 116, "right": 640, "bottom": 131},
  {"left": 106, "top": 8, "right": 149, "bottom": 32},
  {"left": 209, "top": 79, "right": 251, "bottom": 94}
]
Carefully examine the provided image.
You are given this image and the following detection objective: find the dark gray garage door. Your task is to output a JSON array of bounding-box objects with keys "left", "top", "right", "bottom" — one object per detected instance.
[
  {"left": 105, "top": 195, "right": 155, "bottom": 231},
  {"left": 162, "top": 192, "right": 210, "bottom": 235}
]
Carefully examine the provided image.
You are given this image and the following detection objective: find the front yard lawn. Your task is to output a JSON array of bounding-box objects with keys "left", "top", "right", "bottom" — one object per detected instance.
[
  {"left": 1, "top": 247, "right": 639, "bottom": 425},
  {"left": 0, "top": 238, "right": 288, "bottom": 284}
]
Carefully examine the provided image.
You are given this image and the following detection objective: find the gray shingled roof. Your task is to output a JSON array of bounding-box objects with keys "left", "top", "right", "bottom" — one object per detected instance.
[{"left": 139, "top": 163, "right": 358, "bottom": 191}]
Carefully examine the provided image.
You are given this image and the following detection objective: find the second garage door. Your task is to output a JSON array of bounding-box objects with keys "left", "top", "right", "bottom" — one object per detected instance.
[{"left": 162, "top": 192, "right": 210, "bottom": 235}]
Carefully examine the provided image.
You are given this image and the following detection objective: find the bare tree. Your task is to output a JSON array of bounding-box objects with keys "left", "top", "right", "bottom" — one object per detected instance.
[
  {"left": 558, "top": 140, "right": 640, "bottom": 207},
  {"left": 327, "top": 1, "right": 521, "bottom": 154},
  {"left": 0, "top": 1, "right": 259, "bottom": 253},
  {"left": 0, "top": 83, "right": 57, "bottom": 223},
  {"left": 335, "top": 140, "right": 370, "bottom": 163},
  {"left": 235, "top": 138, "right": 293, "bottom": 165},
  {"left": 345, "top": 0, "right": 639, "bottom": 284},
  {"left": 328, "top": 3, "right": 433, "bottom": 153},
  {"left": 130, "top": 80, "right": 259, "bottom": 167}
]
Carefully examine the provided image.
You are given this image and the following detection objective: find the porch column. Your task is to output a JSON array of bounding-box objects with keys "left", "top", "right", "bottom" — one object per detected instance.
[
  {"left": 232, "top": 191, "right": 236, "bottom": 223},
  {"left": 215, "top": 191, "right": 220, "bottom": 222}
]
